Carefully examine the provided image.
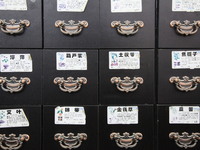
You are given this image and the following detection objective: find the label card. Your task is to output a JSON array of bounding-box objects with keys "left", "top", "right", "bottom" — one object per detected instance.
[
  {"left": 55, "top": 106, "right": 86, "bottom": 125},
  {"left": 56, "top": 52, "right": 87, "bottom": 70},
  {"left": 109, "top": 51, "right": 140, "bottom": 69},
  {"left": 107, "top": 106, "right": 138, "bottom": 124},
  {"left": 172, "top": 0, "right": 200, "bottom": 12},
  {"left": 0, "top": 109, "right": 29, "bottom": 128},
  {"left": 172, "top": 51, "right": 200, "bottom": 69},
  {"left": 0, "top": 0, "right": 27, "bottom": 11},
  {"left": 169, "top": 106, "right": 200, "bottom": 124},
  {"left": 57, "top": 0, "right": 88, "bottom": 12},
  {"left": 0, "top": 54, "right": 33, "bottom": 72},
  {"left": 111, "top": 0, "right": 142, "bottom": 13}
]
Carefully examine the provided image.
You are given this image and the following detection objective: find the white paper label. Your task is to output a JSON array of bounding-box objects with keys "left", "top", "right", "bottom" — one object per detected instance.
[
  {"left": 55, "top": 106, "right": 86, "bottom": 125},
  {"left": 169, "top": 106, "right": 200, "bottom": 124},
  {"left": 172, "top": 51, "right": 200, "bottom": 69},
  {"left": 0, "top": 0, "right": 27, "bottom": 11},
  {"left": 109, "top": 51, "right": 140, "bottom": 69},
  {"left": 0, "top": 54, "right": 33, "bottom": 72},
  {"left": 57, "top": 0, "right": 88, "bottom": 12},
  {"left": 0, "top": 109, "right": 29, "bottom": 128},
  {"left": 172, "top": 0, "right": 200, "bottom": 12},
  {"left": 56, "top": 52, "right": 87, "bottom": 70},
  {"left": 107, "top": 106, "right": 138, "bottom": 124},
  {"left": 111, "top": 0, "right": 142, "bottom": 13}
]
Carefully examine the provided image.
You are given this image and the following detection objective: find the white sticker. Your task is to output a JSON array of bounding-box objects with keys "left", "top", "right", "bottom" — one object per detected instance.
[
  {"left": 57, "top": 0, "right": 88, "bottom": 12},
  {"left": 111, "top": 0, "right": 142, "bottom": 13},
  {"left": 172, "top": 0, "right": 200, "bottom": 12},
  {"left": 109, "top": 51, "right": 140, "bottom": 69},
  {"left": 107, "top": 106, "right": 138, "bottom": 124},
  {"left": 0, "top": 109, "right": 29, "bottom": 128},
  {"left": 55, "top": 106, "right": 86, "bottom": 125},
  {"left": 56, "top": 52, "right": 87, "bottom": 70},
  {"left": 172, "top": 51, "right": 200, "bottom": 69},
  {"left": 0, "top": 54, "right": 33, "bottom": 72},
  {"left": 0, "top": 0, "right": 27, "bottom": 11},
  {"left": 169, "top": 106, "right": 200, "bottom": 124}
]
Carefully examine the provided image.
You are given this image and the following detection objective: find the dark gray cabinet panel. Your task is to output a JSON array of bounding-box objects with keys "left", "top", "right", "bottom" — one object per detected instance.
[{"left": 0, "top": 0, "right": 42, "bottom": 48}]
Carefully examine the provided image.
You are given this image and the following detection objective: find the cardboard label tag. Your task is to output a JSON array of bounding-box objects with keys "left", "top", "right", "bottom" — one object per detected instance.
[
  {"left": 172, "top": 51, "right": 200, "bottom": 69},
  {"left": 107, "top": 106, "right": 138, "bottom": 124},
  {"left": 0, "top": 0, "right": 27, "bottom": 11},
  {"left": 111, "top": 0, "right": 142, "bottom": 13},
  {"left": 0, "top": 109, "right": 29, "bottom": 128},
  {"left": 172, "top": 0, "right": 200, "bottom": 12},
  {"left": 57, "top": 0, "right": 88, "bottom": 12},
  {"left": 0, "top": 54, "right": 32, "bottom": 72},
  {"left": 109, "top": 51, "right": 140, "bottom": 69},
  {"left": 55, "top": 106, "right": 86, "bottom": 125},
  {"left": 56, "top": 52, "right": 87, "bottom": 70},
  {"left": 169, "top": 106, "right": 200, "bottom": 124}
]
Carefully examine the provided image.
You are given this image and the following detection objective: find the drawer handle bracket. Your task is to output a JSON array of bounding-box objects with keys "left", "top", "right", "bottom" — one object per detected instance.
[
  {"left": 54, "top": 77, "right": 87, "bottom": 93},
  {"left": 170, "top": 20, "right": 200, "bottom": 35},
  {"left": 0, "top": 134, "right": 30, "bottom": 150},
  {"left": 169, "top": 76, "right": 200, "bottom": 92},
  {"left": 111, "top": 76, "right": 143, "bottom": 93},
  {"left": 0, "top": 77, "right": 31, "bottom": 93},
  {"left": 110, "top": 132, "right": 143, "bottom": 149},
  {"left": 169, "top": 132, "right": 200, "bottom": 149},
  {"left": 111, "top": 20, "right": 144, "bottom": 35},
  {"left": 55, "top": 20, "right": 88, "bottom": 35},
  {"left": 0, "top": 19, "right": 30, "bottom": 34},
  {"left": 54, "top": 133, "right": 87, "bottom": 150}
]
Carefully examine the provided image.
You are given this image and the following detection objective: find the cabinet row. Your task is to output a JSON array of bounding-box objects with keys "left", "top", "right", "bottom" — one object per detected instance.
[
  {"left": 0, "top": 49, "right": 200, "bottom": 104},
  {"left": 0, "top": 105, "right": 200, "bottom": 150},
  {"left": 0, "top": 0, "right": 200, "bottom": 48}
]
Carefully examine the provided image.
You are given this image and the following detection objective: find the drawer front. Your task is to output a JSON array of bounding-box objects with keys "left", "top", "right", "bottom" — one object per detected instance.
[
  {"left": 43, "top": 50, "right": 98, "bottom": 105},
  {"left": 43, "top": 105, "right": 98, "bottom": 150},
  {"left": 158, "top": 49, "right": 200, "bottom": 104},
  {"left": 158, "top": 105, "right": 200, "bottom": 150},
  {"left": 44, "top": 0, "right": 99, "bottom": 48},
  {"left": 99, "top": 49, "right": 155, "bottom": 104},
  {"left": 158, "top": 0, "right": 200, "bottom": 48},
  {"left": 0, "top": 50, "right": 42, "bottom": 105},
  {"left": 100, "top": 0, "right": 155, "bottom": 48},
  {"left": 99, "top": 105, "right": 154, "bottom": 150},
  {"left": 0, "top": 106, "right": 41, "bottom": 150},
  {"left": 0, "top": 0, "right": 42, "bottom": 48}
]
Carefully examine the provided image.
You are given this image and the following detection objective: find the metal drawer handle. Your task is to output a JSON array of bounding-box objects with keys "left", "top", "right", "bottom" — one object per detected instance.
[
  {"left": 169, "top": 132, "right": 200, "bottom": 149},
  {"left": 111, "top": 20, "right": 144, "bottom": 35},
  {"left": 0, "top": 19, "right": 30, "bottom": 34},
  {"left": 55, "top": 20, "right": 88, "bottom": 35},
  {"left": 54, "top": 77, "right": 87, "bottom": 93},
  {"left": 169, "top": 76, "right": 200, "bottom": 92},
  {"left": 110, "top": 132, "right": 143, "bottom": 149},
  {"left": 170, "top": 20, "right": 200, "bottom": 35},
  {"left": 111, "top": 76, "right": 143, "bottom": 93},
  {"left": 0, "top": 77, "right": 31, "bottom": 93},
  {"left": 54, "top": 133, "right": 87, "bottom": 150},
  {"left": 0, "top": 134, "right": 30, "bottom": 150}
]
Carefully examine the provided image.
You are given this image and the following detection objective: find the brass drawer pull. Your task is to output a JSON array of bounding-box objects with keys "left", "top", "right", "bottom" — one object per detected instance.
[
  {"left": 55, "top": 20, "right": 88, "bottom": 35},
  {"left": 0, "top": 134, "right": 30, "bottom": 150},
  {"left": 110, "top": 132, "right": 143, "bottom": 149},
  {"left": 0, "top": 19, "right": 30, "bottom": 34},
  {"left": 54, "top": 133, "right": 87, "bottom": 150},
  {"left": 170, "top": 20, "right": 200, "bottom": 35},
  {"left": 0, "top": 77, "right": 31, "bottom": 93},
  {"left": 169, "top": 132, "right": 200, "bottom": 149},
  {"left": 111, "top": 20, "right": 144, "bottom": 35},
  {"left": 54, "top": 77, "right": 87, "bottom": 93},
  {"left": 111, "top": 76, "right": 143, "bottom": 93},
  {"left": 169, "top": 76, "right": 200, "bottom": 92}
]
